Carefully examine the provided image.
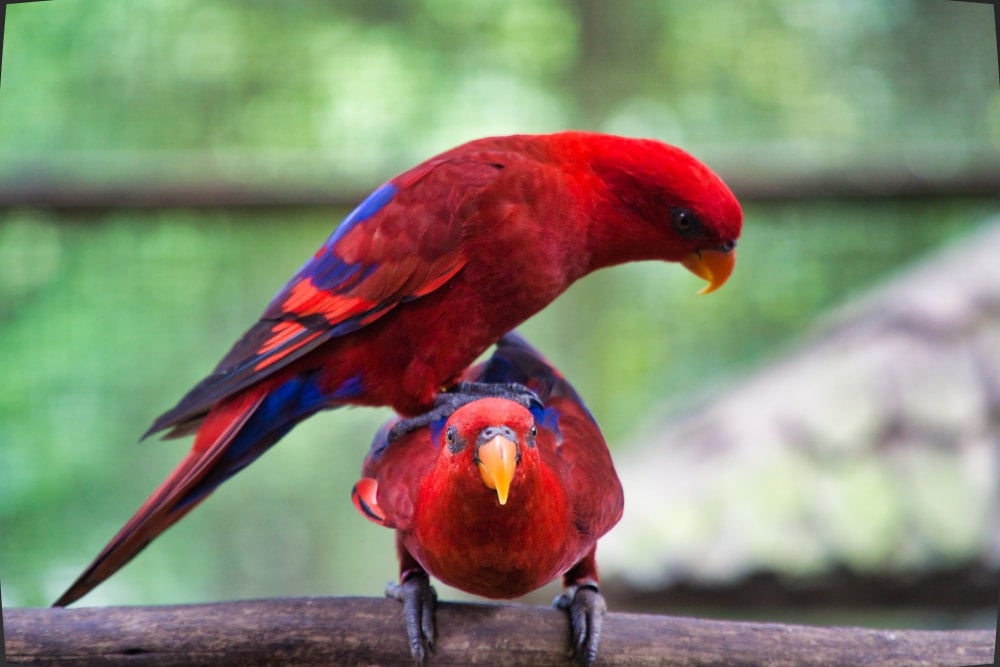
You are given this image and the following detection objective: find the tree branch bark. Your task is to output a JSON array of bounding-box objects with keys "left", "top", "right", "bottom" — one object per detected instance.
[
  {"left": 0, "top": 161, "right": 998, "bottom": 215},
  {"left": 3, "top": 596, "right": 994, "bottom": 666}
]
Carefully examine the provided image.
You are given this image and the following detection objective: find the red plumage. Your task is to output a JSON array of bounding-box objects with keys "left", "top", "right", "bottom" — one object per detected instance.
[
  {"left": 353, "top": 333, "right": 623, "bottom": 663},
  {"left": 54, "top": 131, "right": 740, "bottom": 608}
]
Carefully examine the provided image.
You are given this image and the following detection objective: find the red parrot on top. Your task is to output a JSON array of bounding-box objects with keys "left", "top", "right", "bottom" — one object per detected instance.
[
  {"left": 353, "top": 332, "right": 624, "bottom": 665},
  {"left": 53, "top": 131, "right": 741, "bottom": 607}
]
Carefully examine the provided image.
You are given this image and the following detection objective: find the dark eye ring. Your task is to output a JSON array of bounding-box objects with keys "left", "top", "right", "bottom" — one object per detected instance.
[
  {"left": 446, "top": 427, "right": 456, "bottom": 445},
  {"left": 670, "top": 207, "right": 702, "bottom": 237},
  {"left": 530, "top": 425, "right": 537, "bottom": 438}
]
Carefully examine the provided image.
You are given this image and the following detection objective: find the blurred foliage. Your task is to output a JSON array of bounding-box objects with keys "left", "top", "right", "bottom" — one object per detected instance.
[
  {"left": 2, "top": 1, "right": 998, "bottom": 180},
  {"left": 0, "top": 0, "right": 998, "bottom": 625}
]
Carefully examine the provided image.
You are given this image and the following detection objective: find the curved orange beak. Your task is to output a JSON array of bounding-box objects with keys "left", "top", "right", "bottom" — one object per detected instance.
[
  {"left": 681, "top": 248, "right": 736, "bottom": 295},
  {"left": 476, "top": 436, "right": 518, "bottom": 505}
]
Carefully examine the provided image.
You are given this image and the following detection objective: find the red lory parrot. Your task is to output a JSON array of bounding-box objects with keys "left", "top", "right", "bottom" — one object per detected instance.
[
  {"left": 54, "top": 131, "right": 741, "bottom": 607},
  {"left": 353, "top": 332, "right": 624, "bottom": 665}
]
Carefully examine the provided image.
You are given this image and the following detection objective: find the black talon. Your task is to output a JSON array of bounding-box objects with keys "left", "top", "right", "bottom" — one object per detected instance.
[
  {"left": 448, "top": 381, "right": 541, "bottom": 409},
  {"left": 554, "top": 584, "right": 606, "bottom": 666},
  {"left": 387, "top": 381, "right": 540, "bottom": 442},
  {"left": 386, "top": 573, "right": 437, "bottom": 666}
]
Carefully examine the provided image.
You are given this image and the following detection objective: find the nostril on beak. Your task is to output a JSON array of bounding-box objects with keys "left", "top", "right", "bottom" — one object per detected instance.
[{"left": 480, "top": 425, "right": 516, "bottom": 443}]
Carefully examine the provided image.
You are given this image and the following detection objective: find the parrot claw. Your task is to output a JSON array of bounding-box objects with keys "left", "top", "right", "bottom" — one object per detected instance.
[
  {"left": 386, "top": 573, "right": 437, "bottom": 666},
  {"left": 554, "top": 583, "right": 606, "bottom": 666},
  {"left": 387, "top": 382, "right": 540, "bottom": 442},
  {"left": 447, "top": 381, "right": 541, "bottom": 409}
]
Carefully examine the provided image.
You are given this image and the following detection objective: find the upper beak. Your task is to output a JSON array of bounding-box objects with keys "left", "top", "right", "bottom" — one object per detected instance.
[
  {"left": 681, "top": 247, "right": 736, "bottom": 295},
  {"left": 476, "top": 435, "right": 518, "bottom": 505}
]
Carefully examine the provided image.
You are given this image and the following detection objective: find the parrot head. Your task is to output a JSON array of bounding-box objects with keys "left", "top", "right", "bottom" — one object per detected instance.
[
  {"left": 582, "top": 134, "right": 742, "bottom": 294},
  {"left": 442, "top": 397, "right": 538, "bottom": 506}
]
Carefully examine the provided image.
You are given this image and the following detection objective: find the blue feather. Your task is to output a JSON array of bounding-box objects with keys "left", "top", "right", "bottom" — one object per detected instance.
[
  {"left": 271, "top": 182, "right": 398, "bottom": 305},
  {"left": 322, "top": 182, "right": 399, "bottom": 251},
  {"left": 174, "top": 372, "right": 363, "bottom": 510}
]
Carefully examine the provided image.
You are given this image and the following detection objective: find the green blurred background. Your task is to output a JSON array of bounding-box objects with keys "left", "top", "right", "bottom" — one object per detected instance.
[{"left": 1, "top": 0, "right": 998, "bottom": 627}]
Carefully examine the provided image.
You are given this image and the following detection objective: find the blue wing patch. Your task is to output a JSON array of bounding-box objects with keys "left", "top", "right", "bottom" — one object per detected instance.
[
  {"left": 271, "top": 182, "right": 398, "bottom": 304},
  {"left": 322, "top": 182, "right": 399, "bottom": 252},
  {"left": 174, "top": 371, "right": 363, "bottom": 511}
]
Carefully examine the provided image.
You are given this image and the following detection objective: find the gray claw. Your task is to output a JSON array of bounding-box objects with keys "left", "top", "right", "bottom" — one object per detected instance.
[
  {"left": 387, "top": 381, "right": 540, "bottom": 442},
  {"left": 386, "top": 574, "right": 438, "bottom": 666},
  {"left": 385, "top": 574, "right": 437, "bottom": 667},
  {"left": 554, "top": 584, "right": 606, "bottom": 665}
]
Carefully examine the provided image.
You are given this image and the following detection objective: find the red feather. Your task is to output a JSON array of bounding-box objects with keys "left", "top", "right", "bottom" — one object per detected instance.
[
  {"left": 354, "top": 333, "right": 624, "bottom": 599},
  {"left": 52, "top": 388, "right": 269, "bottom": 606},
  {"left": 55, "top": 132, "right": 740, "bottom": 607}
]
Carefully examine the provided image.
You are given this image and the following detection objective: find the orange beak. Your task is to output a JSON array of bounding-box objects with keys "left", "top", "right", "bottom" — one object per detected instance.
[
  {"left": 681, "top": 248, "right": 736, "bottom": 295},
  {"left": 476, "top": 435, "right": 518, "bottom": 505}
]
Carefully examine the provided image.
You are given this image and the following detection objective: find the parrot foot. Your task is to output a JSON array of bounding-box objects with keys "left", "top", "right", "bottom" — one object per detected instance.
[
  {"left": 387, "top": 381, "right": 540, "bottom": 442},
  {"left": 447, "top": 381, "right": 540, "bottom": 408},
  {"left": 554, "top": 583, "right": 606, "bottom": 666},
  {"left": 386, "top": 573, "right": 437, "bottom": 666}
]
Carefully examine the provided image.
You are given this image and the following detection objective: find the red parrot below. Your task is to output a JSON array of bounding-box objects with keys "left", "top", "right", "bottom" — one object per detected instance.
[
  {"left": 353, "top": 332, "right": 624, "bottom": 665},
  {"left": 53, "top": 131, "right": 741, "bottom": 607}
]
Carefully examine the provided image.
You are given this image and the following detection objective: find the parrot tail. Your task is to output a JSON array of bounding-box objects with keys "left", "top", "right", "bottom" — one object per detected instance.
[{"left": 53, "top": 369, "right": 342, "bottom": 607}]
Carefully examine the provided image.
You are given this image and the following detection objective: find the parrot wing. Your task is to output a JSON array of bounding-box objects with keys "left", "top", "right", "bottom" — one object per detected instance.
[{"left": 148, "top": 156, "right": 507, "bottom": 437}]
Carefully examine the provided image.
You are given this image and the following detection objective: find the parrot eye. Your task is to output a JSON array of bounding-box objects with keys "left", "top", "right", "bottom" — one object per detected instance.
[
  {"left": 445, "top": 426, "right": 463, "bottom": 453},
  {"left": 527, "top": 424, "right": 537, "bottom": 446},
  {"left": 670, "top": 207, "right": 703, "bottom": 238}
]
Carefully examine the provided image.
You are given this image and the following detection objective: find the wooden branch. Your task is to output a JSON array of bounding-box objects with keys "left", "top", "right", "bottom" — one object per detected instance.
[
  {"left": 0, "top": 179, "right": 358, "bottom": 214},
  {"left": 604, "top": 563, "right": 1000, "bottom": 611},
  {"left": 0, "top": 160, "right": 998, "bottom": 215},
  {"left": 3, "top": 596, "right": 994, "bottom": 666}
]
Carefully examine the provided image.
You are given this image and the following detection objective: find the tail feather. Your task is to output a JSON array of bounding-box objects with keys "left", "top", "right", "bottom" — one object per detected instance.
[
  {"left": 56, "top": 368, "right": 354, "bottom": 606},
  {"left": 53, "top": 390, "right": 266, "bottom": 607}
]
